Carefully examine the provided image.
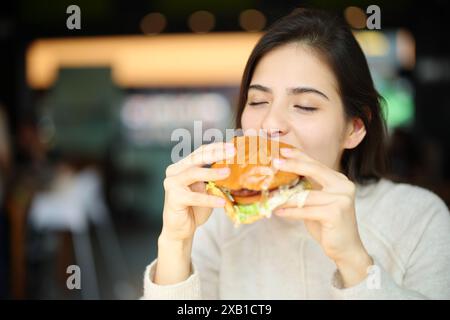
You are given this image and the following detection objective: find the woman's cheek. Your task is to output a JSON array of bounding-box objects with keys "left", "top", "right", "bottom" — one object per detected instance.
[
  {"left": 241, "top": 107, "right": 259, "bottom": 131},
  {"left": 292, "top": 120, "right": 342, "bottom": 168}
]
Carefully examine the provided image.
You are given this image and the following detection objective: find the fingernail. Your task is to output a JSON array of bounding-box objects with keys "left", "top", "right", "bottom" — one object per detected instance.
[
  {"left": 218, "top": 168, "right": 230, "bottom": 175},
  {"left": 280, "top": 148, "right": 293, "bottom": 156},
  {"left": 225, "top": 145, "right": 236, "bottom": 156},
  {"left": 273, "top": 158, "right": 285, "bottom": 167},
  {"left": 274, "top": 209, "right": 285, "bottom": 215},
  {"left": 216, "top": 198, "right": 226, "bottom": 206}
]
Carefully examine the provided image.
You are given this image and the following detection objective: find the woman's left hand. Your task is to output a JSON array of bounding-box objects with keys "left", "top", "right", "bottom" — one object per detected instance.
[{"left": 273, "top": 147, "right": 374, "bottom": 288}]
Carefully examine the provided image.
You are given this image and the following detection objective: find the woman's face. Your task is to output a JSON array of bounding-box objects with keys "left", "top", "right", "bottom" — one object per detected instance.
[{"left": 241, "top": 42, "right": 363, "bottom": 171}]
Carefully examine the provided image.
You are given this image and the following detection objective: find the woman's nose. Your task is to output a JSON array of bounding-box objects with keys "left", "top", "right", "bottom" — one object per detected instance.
[{"left": 261, "top": 106, "right": 288, "bottom": 138}]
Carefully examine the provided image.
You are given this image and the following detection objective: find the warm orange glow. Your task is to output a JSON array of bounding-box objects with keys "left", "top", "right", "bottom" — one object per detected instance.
[
  {"left": 344, "top": 6, "right": 366, "bottom": 29},
  {"left": 188, "top": 11, "right": 215, "bottom": 33},
  {"left": 140, "top": 12, "right": 167, "bottom": 34},
  {"left": 354, "top": 31, "right": 390, "bottom": 57},
  {"left": 396, "top": 29, "right": 416, "bottom": 70},
  {"left": 26, "top": 33, "right": 262, "bottom": 89},
  {"left": 239, "top": 9, "right": 266, "bottom": 32}
]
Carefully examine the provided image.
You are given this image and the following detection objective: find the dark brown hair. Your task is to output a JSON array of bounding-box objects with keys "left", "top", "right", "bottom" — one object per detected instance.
[{"left": 235, "top": 8, "right": 387, "bottom": 184}]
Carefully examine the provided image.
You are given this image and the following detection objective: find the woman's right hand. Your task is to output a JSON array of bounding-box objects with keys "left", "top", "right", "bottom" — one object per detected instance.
[{"left": 160, "top": 142, "right": 236, "bottom": 243}]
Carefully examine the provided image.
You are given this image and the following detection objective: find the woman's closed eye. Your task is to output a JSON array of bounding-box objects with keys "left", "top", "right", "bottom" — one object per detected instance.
[
  {"left": 293, "top": 104, "right": 317, "bottom": 112},
  {"left": 248, "top": 101, "right": 268, "bottom": 106}
]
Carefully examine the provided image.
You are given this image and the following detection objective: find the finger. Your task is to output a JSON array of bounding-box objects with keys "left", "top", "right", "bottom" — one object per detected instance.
[
  {"left": 174, "top": 142, "right": 235, "bottom": 173},
  {"left": 278, "top": 190, "right": 339, "bottom": 209},
  {"left": 273, "top": 153, "right": 343, "bottom": 188},
  {"left": 273, "top": 205, "right": 329, "bottom": 221},
  {"left": 177, "top": 167, "right": 231, "bottom": 186},
  {"left": 273, "top": 157, "right": 336, "bottom": 188},
  {"left": 190, "top": 141, "right": 233, "bottom": 158},
  {"left": 276, "top": 149, "right": 356, "bottom": 195},
  {"left": 166, "top": 142, "right": 235, "bottom": 176},
  {"left": 280, "top": 148, "right": 349, "bottom": 181},
  {"left": 179, "top": 190, "right": 226, "bottom": 209}
]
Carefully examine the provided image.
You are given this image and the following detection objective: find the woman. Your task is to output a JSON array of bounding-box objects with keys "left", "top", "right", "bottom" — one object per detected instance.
[{"left": 143, "top": 8, "right": 450, "bottom": 299}]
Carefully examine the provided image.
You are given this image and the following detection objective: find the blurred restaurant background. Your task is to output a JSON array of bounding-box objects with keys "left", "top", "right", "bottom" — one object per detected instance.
[{"left": 0, "top": 0, "right": 449, "bottom": 299}]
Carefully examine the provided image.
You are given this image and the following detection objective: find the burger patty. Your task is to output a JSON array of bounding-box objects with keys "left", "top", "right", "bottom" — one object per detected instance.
[
  {"left": 229, "top": 177, "right": 301, "bottom": 198},
  {"left": 230, "top": 187, "right": 275, "bottom": 197}
]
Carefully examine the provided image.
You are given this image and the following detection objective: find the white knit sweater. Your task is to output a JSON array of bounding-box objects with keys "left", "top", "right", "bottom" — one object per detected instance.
[{"left": 142, "top": 179, "right": 450, "bottom": 299}]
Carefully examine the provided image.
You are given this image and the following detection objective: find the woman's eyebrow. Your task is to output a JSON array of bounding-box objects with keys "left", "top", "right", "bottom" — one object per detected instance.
[
  {"left": 287, "top": 87, "right": 329, "bottom": 100},
  {"left": 248, "top": 84, "right": 272, "bottom": 93},
  {"left": 248, "top": 84, "right": 329, "bottom": 100}
]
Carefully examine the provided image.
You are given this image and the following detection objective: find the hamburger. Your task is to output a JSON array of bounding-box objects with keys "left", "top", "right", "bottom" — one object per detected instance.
[{"left": 206, "top": 135, "right": 311, "bottom": 226}]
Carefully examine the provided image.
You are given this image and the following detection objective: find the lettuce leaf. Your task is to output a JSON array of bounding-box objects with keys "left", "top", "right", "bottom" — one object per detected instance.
[
  {"left": 235, "top": 203, "right": 260, "bottom": 220},
  {"left": 207, "top": 179, "right": 311, "bottom": 224}
]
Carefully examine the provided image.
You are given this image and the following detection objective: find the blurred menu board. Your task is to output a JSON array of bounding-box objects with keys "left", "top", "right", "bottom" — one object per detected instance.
[{"left": 120, "top": 91, "right": 233, "bottom": 146}]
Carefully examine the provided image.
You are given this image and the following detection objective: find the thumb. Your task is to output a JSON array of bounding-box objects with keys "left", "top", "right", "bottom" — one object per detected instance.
[
  {"left": 190, "top": 181, "right": 206, "bottom": 193},
  {"left": 194, "top": 207, "right": 213, "bottom": 226}
]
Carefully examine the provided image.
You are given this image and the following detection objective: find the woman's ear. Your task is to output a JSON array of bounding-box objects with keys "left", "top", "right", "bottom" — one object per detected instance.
[{"left": 343, "top": 117, "right": 367, "bottom": 150}]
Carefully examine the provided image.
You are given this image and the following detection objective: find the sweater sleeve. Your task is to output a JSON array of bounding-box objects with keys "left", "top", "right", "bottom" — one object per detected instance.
[
  {"left": 141, "top": 259, "right": 201, "bottom": 299},
  {"left": 189, "top": 211, "right": 222, "bottom": 299},
  {"left": 331, "top": 197, "right": 450, "bottom": 300},
  {"left": 141, "top": 210, "right": 223, "bottom": 300}
]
